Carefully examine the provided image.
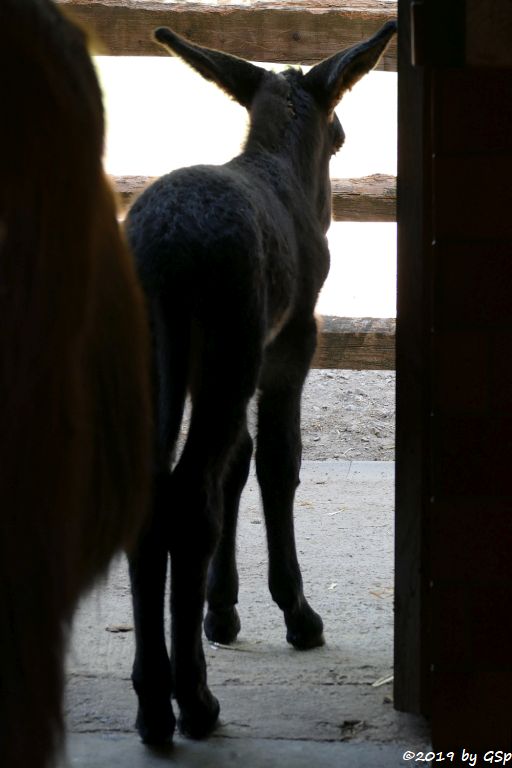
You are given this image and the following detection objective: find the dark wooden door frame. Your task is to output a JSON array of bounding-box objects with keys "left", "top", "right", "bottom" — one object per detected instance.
[
  {"left": 394, "top": 0, "right": 432, "bottom": 718},
  {"left": 395, "top": 0, "right": 512, "bottom": 749}
]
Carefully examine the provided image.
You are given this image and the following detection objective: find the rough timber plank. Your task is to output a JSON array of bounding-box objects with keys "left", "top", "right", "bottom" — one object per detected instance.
[
  {"left": 332, "top": 174, "right": 396, "bottom": 222},
  {"left": 115, "top": 175, "right": 154, "bottom": 208},
  {"left": 58, "top": 0, "right": 398, "bottom": 68},
  {"left": 313, "top": 316, "right": 395, "bottom": 370},
  {"left": 114, "top": 174, "right": 397, "bottom": 223}
]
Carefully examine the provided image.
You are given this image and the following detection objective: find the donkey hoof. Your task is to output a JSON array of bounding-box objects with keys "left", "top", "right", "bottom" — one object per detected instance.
[
  {"left": 285, "top": 603, "right": 325, "bottom": 650},
  {"left": 178, "top": 688, "right": 220, "bottom": 739},
  {"left": 204, "top": 607, "right": 241, "bottom": 644},
  {"left": 135, "top": 700, "right": 176, "bottom": 746}
]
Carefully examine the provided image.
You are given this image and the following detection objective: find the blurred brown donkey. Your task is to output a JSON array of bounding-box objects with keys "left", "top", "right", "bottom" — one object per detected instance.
[{"left": 0, "top": 1, "right": 151, "bottom": 766}]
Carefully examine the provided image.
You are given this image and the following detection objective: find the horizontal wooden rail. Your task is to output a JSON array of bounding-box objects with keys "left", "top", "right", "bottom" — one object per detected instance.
[
  {"left": 113, "top": 174, "right": 397, "bottom": 222},
  {"left": 59, "top": 0, "right": 397, "bottom": 68},
  {"left": 313, "top": 316, "right": 395, "bottom": 370},
  {"left": 331, "top": 174, "right": 396, "bottom": 222}
]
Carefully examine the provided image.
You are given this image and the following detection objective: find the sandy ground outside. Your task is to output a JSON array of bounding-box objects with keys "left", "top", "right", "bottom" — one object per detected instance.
[
  {"left": 177, "top": 370, "right": 396, "bottom": 463},
  {"left": 297, "top": 370, "right": 394, "bottom": 461}
]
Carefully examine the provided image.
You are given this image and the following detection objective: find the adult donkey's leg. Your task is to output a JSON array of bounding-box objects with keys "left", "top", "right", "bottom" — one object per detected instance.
[{"left": 256, "top": 317, "right": 324, "bottom": 650}]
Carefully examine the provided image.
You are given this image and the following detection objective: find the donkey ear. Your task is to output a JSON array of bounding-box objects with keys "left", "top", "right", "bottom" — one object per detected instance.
[
  {"left": 154, "top": 27, "right": 265, "bottom": 109},
  {"left": 304, "top": 20, "right": 397, "bottom": 113}
]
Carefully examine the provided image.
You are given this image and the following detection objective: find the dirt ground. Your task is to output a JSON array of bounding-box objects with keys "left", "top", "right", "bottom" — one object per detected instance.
[
  {"left": 301, "top": 370, "right": 395, "bottom": 461},
  {"left": 180, "top": 370, "right": 396, "bottom": 463}
]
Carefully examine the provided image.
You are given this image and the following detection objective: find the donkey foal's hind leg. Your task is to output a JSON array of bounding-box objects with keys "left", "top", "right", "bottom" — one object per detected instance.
[
  {"left": 204, "top": 427, "right": 253, "bottom": 644},
  {"left": 168, "top": 461, "right": 221, "bottom": 739},
  {"left": 169, "top": 362, "right": 256, "bottom": 737},
  {"left": 129, "top": 474, "right": 175, "bottom": 744}
]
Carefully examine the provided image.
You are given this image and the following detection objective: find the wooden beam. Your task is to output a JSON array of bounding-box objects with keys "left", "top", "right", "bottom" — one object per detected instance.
[
  {"left": 332, "top": 174, "right": 396, "bottom": 222},
  {"left": 113, "top": 174, "right": 397, "bottom": 223},
  {"left": 313, "top": 316, "right": 395, "bottom": 370},
  {"left": 59, "top": 0, "right": 397, "bottom": 68},
  {"left": 115, "top": 175, "right": 153, "bottom": 208}
]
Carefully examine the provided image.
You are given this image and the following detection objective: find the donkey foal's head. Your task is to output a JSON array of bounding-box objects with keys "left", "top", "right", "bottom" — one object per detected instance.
[{"left": 154, "top": 21, "right": 397, "bottom": 231}]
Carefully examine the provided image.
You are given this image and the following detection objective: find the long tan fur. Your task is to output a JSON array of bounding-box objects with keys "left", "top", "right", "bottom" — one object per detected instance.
[{"left": 0, "top": 2, "right": 152, "bottom": 765}]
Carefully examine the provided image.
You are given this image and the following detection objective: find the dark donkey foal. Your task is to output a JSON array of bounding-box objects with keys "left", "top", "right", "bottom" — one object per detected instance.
[{"left": 126, "top": 20, "right": 397, "bottom": 745}]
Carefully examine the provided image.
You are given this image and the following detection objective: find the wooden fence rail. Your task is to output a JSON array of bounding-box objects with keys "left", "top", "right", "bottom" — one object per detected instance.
[
  {"left": 60, "top": 0, "right": 398, "bottom": 370},
  {"left": 114, "top": 174, "right": 397, "bottom": 223},
  {"left": 313, "top": 317, "right": 395, "bottom": 369},
  {"left": 59, "top": 0, "right": 397, "bottom": 67}
]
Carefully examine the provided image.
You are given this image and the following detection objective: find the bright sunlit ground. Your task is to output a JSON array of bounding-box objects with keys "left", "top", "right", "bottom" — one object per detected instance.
[{"left": 95, "top": 57, "right": 397, "bottom": 318}]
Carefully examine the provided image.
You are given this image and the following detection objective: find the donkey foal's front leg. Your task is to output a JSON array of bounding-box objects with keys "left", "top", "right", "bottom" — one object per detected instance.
[{"left": 256, "top": 377, "right": 324, "bottom": 650}]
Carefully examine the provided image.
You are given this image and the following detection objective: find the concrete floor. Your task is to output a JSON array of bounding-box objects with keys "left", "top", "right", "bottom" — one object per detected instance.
[
  {"left": 63, "top": 733, "right": 424, "bottom": 767},
  {"left": 63, "top": 461, "right": 431, "bottom": 766}
]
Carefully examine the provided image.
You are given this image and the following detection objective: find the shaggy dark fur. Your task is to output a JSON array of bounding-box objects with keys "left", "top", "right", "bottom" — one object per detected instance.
[
  {"left": 126, "top": 21, "right": 396, "bottom": 745},
  {"left": 0, "top": 2, "right": 151, "bottom": 766}
]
